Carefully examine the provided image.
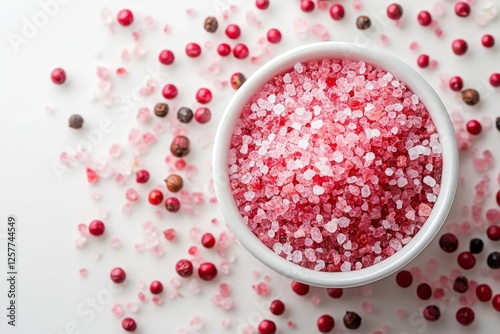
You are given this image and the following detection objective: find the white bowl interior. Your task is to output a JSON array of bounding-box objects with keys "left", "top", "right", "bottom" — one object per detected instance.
[{"left": 213, "top": 42, "right": 459, "bottom": 288}]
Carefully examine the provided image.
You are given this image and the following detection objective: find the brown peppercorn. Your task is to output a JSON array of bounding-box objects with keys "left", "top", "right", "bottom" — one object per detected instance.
[
  {"left": 69, "top": 114, "right": 84, "bottom": 129},
  {"left": 343, "top": 311, "right": 362, "bottom": 330},
  {"left": 356, "top": 15, "right": 371, "bottom": 30},
  {"left": 154, "top": 103, "right": 169, "bottom": 117},
  {"left": 231, "top": 72, "right": 246, "bottom": 90},
  {"left": 170, "top": 135, "right": 191, "bottom": 158},
  {"left": 461, "top": 89, "right": 480, "bottom": 106},
  {"left": 204, "top": 16, "right": 218, "bottom": 33},
  {"left": 165, "top": 174, "right": 184, "bottom": 193}
]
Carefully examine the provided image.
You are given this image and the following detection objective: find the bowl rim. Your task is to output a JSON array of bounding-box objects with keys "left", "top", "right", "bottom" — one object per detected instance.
[{"left": 213, "top": 42, "right": 459, "bottom": 288}]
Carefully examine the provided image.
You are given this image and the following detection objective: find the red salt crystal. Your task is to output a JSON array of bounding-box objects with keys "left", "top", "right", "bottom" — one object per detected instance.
[
  {"left": 362, "top": 301, "right": 373, "bottom": 313},
  {"left": 138, "top": 292, "right": 146, "bottom": 302},
  {"left": 253, "top": 282, "right": 269, "bottom": 296},
  {"left": 434, "top": 287, "right": 445, "bottom": 299},
  {"left": 188, "top": 246, "right": 198, "bottom": 256},
  {"left": 79, "top": 268, "right": 88, "bottom": 277},
  {"left": 486, "top": 209, "right": 500, "bottom": 223},
  {"left": 175, "top": 159, "right": 187, "bottom": 171},
  {"left": 116, "top": 68, "right": 127, "bottom": 76},
  {"left": 288, "top": 321, "right": 296, "bottom": 329},
  {"left": 86, "top": 168, "right": 99, "bottom": 184},
  {"left": 219, "top": 283, "right": 230, "bottom": 297},
  {"left": 152, "top": 296, "right": 163, "bottom": 305}
]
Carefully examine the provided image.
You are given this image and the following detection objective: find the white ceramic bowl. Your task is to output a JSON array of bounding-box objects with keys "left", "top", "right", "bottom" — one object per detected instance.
[{"left": 213, "top": 42, "right": 459, "bottom": 288}]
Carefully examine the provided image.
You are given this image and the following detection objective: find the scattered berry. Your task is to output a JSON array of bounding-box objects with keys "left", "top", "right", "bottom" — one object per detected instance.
[
  {"left": 165, "top": 197, "right": 181, "bottom": 212},
  {"left": 233, "top": 43, "right": 249, "bottom": 59},
  {"left": 457, "top": 251, "right": 476, "bottom": 270},
  {"left": 343, "top": 311, "right": 362, "bottom": 330},
  {"left": 51, "top": 68, "right": 66, "bottom": 84},
  {"left": 439, "top": 233, "right": 458, "bottom": 252},
  {"left": 469, "top": 238, "right": 484, "bottom": 254},
  {"left": 452, "top": 39, "right": 468, "bottom": 55},
  {"left": 162, "top": 84, "right": 178, "bottom": 99},
  {"left": 148, "top": 190, "right": 164, "bottom": 205},
  {"left": 198, "top": 262, "right": 218, "bottom": 281},
  {"left": 201, "top": 233, "right": 216, "bottom": 248},
  {"left": 225, "top": 24, "right": 241, "bottom": 39},
  {"left": 417, "top": 283, "right": 432, "bottom": 300},
  {"left": 89, "top": 220, "right": 105, "bottom": 236},
  {"left": 117, "top": 9, "right": 134, "bottom": 26},
  {"left": 196, "top": 88, "right": 212, "bottom": 104},
  {"left": 329, "top": 4, "right": 345, "bottom": 20},
  {"left": 256, "top": 0, "right": 270, "bottom": 10},
  {"left": 417, "top": 11, "right": 432, "bottom": 26},
  {"left": 136, "top": 170, "right": 150, "bottom": 183},
  {"left": 154, "top": 103, "right": 169, "bottom": 117},
  {"left": 387, "top": 4, "right": 403, "bottom": 20},
  {"left": 170, "top": 135, "right": 191, "bottom": 157},
  {"left": 186, "top": 43, "right": 202, "bottom": 58},
  {"left": 396, "top": 270, "right": 413, "bottom": 288},
  {"left": 490, "top": 73, "right": 500, "bottom": 87},
  {"left": 217, "top": 43, "right": 231, "bottom": 57},
  {"left": 177, "top": 107, "right": 194, "bottom": 123},
  {"left": 492, "top": 294, "right": 500, "bottom": 311},
  {"left": 165, "top": 174, "right": 183, "bottom": 193},
  {"left": 204, "top": 16, "right": 218, "bottom": 33},
  {"left": 461, "top": 88, "right": 480, "bottom": 105},
  {"left": 110, "top": 267, "right": 126, "bottom": 283},
  {"left": 455, "top": 2, "right": 471, "bottom": 17},
  {"left": 423, "top": 305, "right": 440, "bottom": 321},
  {"left": 476, "top": 284, "right": 493, "bottom": 302},
  {"left": 456, "top": 307, "right": 474, "bottom": 326},
  {"left": 300, "top": 0, "right": 315, "bottom": 13},
  {"left": 417, "top": 54, "right": 429, "bottom": 68},
  {"left": 69, "top": 114, "right": 84, "bottom": 129},
  {"left": 482, "top": 34, "right": 495, "bottom": 48},
  {"left": 159, "top": 50, "right": 175, "bottom": 65},
  {"left": 466, "top": 120, "right": 482, "bottom": 135},
  {"left": 326, "top": 288, "right": 343, "bottom": 298},
  {"left": 449, "top": 76, "right": 463, "bottom": 91},
  {"left": 453, "top": 276, "right": 469, "bottom": 293},
  {"left": 122, "top": 317, "right": 137, "bottom": 332},
  {"left": 356, "top": 15, "right": 371, "bottom": 30},
  {"left": 231, "top": 72, "right": 246, "bottom": 89},
  {"left": 487, "top": 251, "right": 500, "bottom": 269},
  {"left": 195, "top": 107, "right": 212, "bottom": 124},
  {"left": 258, "top": 319, "right": 277, "bottom": 334},
  {"left": 176, "top": 259, "right": 193, "bottom": 277},
  {"left": 317, "top": 314, "right": 335, "bottom": 333},
  {"left": 149, "top": 281, "right": 163, "bottom": 294},
  {"left": 269, "top": 300, "right": 285, "bottom": 315},
  {"left": 267, "top": 28, "right": 282, "bottom": 44},
  {"left": 291, "top": 280, "right": 310, "bottom": 296}
]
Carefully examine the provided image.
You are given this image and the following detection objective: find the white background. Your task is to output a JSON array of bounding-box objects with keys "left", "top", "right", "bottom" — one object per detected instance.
[{"left": 1, "top": 0, "right": 500, "bottom": 333}]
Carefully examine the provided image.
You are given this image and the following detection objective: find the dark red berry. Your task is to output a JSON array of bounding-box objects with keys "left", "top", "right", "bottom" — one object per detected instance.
[
  {"left": 493, "top": 294, "right": 500, "bottom": 311},
  {"left": 449, "top": 76, "right": 463, "bottom": 91},
  {"left": 175, "top": 259, "right": 193, "bottom": 277},
  {"left": 122, "top": 317, "right": 137, "bottom": 332},
  {"left": 165, "top": 197, "right": 181, "bottom": 212},
  {"left": 256, "top": 0, "right": 270, "bottom": 10},
  {"left": 148, "top": 189, "right": 163, "bottom": 205},
  {"left": 258, "top": 319, "right": 276, "bottom": 334},
  {"left": 490, "top": 73, "right": 500, "bottom": 87},
  {"left": 198, "top": 262, "right": 217, "bottom": 281},
  {"left": 417, "top": 11, "right": 432, "bottom": 26},
  {"left": 170, "top": 135, "right": 190, "bottom": 157},
  {"left": 457, "top": 251, "right": 476, "bottom": 270},
  {"left": 225, "top": 24, "right": 241, "bottom": 39},
  {"left": 110, "top": 267, "right": 126, "bottom": 283},
  {"left": 466, "top": 120, "right": 482, "bottom": 135},
  {"left": 269, "top": 299, "right": 285, "bottom": 315},
  {"left": 326, "top": 288, "right": 343, "bottom": 298},
  {"left": 231, "top": 72, "right": 246, "bottom": 90},
  {"left": 51, "top": 68, "right": 66, "bottom": 84},
  {"left": 300, "top": 0, "right": 315, "bottom": 13},
  {"left": 204, "top": 16, "right": 218, "bottom": 33},
  {"left": 136, "top": 169, "right": 150, "bottom": 183},
  {"left": 456, "top": 307, "right": 474, "bottom": 326},
  {"left": 89, "top": 220, "right": 105, "bottom": 236},
  {"left": 497, "top": 190, "right": 500, "bottom": 206},
  {"left": 117, "top": 9, "right": 134, "bottom": 26},
  {"left": 455, "top": 2, "right": 471, "bottom": 17},
  {"left": 291, "top": 280, "right": 310, "bottom": 295},
  {"left": 69, "top": 114, "right": 84, "bottom": 129},
  {"left": 233, "top": 43, "right": 249, "bottom": 59},
  {"left": 482, "top": 34, "right": 495, "bottom": 48},
  {"left": 417, "top": 54, "right": 429, "bottom": 68},
  {"left": 149, "top": 280, "right": 163, "bottom": 294},
  {"left": 469, "top": 238, "right": 484, "bottom": 254},
  {"left": 439, "top": 233, "right": 459, "bottom": 253},
  {"left": 343, "top": 311, "right": 361, "bottom": 329},
  {"left": 452, "top": 39, "right": 468, "bottom": 55},
  {"left": 453, "top": 276, "right": 469, "bottom": 293},
  {"left": 330, "top": 4, "right": 345, "bottom": 20},
  {"left": 185, "top": 43, "right": 202, "bottom": 58},
  {"left": 159, "top": 50, "right": 175, "bottom": 65},
  {"left": 217, "top": 43, "right": 231, "bottom": 57},
  {"left": 162, "top": 84, "right": 178, "bottom": 99},
  {"left": 387, "top": 4, "right": 403, "bottom": 20},
  {"left": 317, "top": 314, "right": 335, "bottom": 333},
  {"left": 476, "top": 284, "right": 492, "bottom": 302},
  {"left": 201, "top": 233, "right": 216, "bottom": 248},
  {"left": 487, "top": 251, "right": 500, "bottom": 269},
  {"left": 417, "top": 283, "right": 432, "bottom": 300},
  {"left": 267, "top": 28, "right": 282, "bottom": 44},
  {"left": 396, "top": 270, "right": 413, "bottom": 288},
  {"left": 423, "top": 305, "right": 440, "bottom": 321}
]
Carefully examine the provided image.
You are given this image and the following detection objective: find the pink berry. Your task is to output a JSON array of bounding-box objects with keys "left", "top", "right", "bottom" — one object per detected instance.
[
  {"left": 417, "top": 283, "right": 432, "bottom": 300},
  {"left": 456, "top": 307, "right": 474, "bottom": 326},
  {"left": 326, "top": 288, "right": 343, "bottom": 298},
  {"left": 452, "top": 39, "right": 468, "bottom": 55},
  {"left": 387, "top": 4, "right": 403, "bottom": 20},
  {"left": 217, "top": 43, "right": 231, "bottom": 57},
  {"left": 256, "top": 0, "right": 270, "bottom": 10},
  {"left": 136, "top": 169, "right": 150, "bottom": 183},
  {"left": 482, "top": 34, "right": 495, "bottom": 48},
  {"left": 149, "top": 280, "right": 163, "bottom": 294},
  {"left": 417, "top": 11, "right": 432, "bottom": 26},
  {"left": 185, "top": 42, "right": 202, "bottom": 58},
  {"left": 300, "top": 0, "right": 315, "bottom": 13},
  {"left": 457, "top": 251, "right": 476, "bottom": 270},
  {"left": 476, "top": 284, "right": 493, "bottom": 302},
  {"left": 269, "top": 299, "right": 285, "bottom": 315},
  {"left": 201, "top": 233, "right": 216, "bottom": 248},
  {"left": 423, "top": 305, "right": 440, "bottom": 321},
  {"left": 466, "top": 120, "right": 482, "bottom": 135},
  {"left": 329, "top": 4, "right": 345, "bottom": 20},
  {"left": 225, "top": 24, "right": 241, "bottom": 39},
  {"left": 258, "top": 320, "right": 276, "bottom": 334},
  {"left": 291, "top": 280, "right": 309, "bottom": 296},
  {"left": 487, "top": 225, "right": 500, "bottom": 241},
  {"left": 148, "top": 190, "right": 163, "bottom": 205},
  {"left": 176, "top": 259, "right": 193, "bottom": 277},
  {"left": 110, "top": 267, "right": 126, "bottom": 283},
  {"left": 198, "top": 262, "right": 217, "bottom": 281},
  {"left": 51, "top": 68, "right": 66, "bottom": 84},
  {"left": 455, "top": 2, "right": 471, "bottom": 17},
  {"left": 396, "top": 270, "right": 413, "bottom": 288},
  {"left": 493, "top": 294, "right": 500, "bottom": 311},
  {"left": 449, "top": 76, "right": 464, "bottom": 91},
  {"left": 267, "top": 28, "right": 282, "bottom": 44},
  {"left": 490, "top": 73, "right": 500, "bottom": 87},
  {"left": 162, "top": 84, "right": 178, "bottom": 99},
  {"left": 165, "top": 197, "right": 180, "bottom": 212},
  {"left": 117, "top": 9, "right": 134, "bottom": 26},
  {"left": 194, "top": 107, "right": 211, "bottom": 124},
  {"left": 89, "top": 220, "right": 105, "bottom": 236},
  {"left": 196, "top": 88, "right": 212, "bottom": 104},
  {"left": 317, "top": 314, "right": 335, "bottom": 333},
  {"left": 233, "top": 43, "right": 249, "bottom": 59},
  {"left": 417, "top": 54, "right": 429, "bottom": 68},
  {"left": 159, "top": 50, "right": 175, "bottom": 65},
  {"left": 122, "top": 317, "right": 137, "bottom": 332}
]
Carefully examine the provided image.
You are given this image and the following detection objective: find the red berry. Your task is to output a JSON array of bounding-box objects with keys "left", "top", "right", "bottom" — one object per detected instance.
[
  {"left": 176, "top": 259, "right": 193, "bottom": 277},
  {"left": 51, "top": 68, "right": 66, "bottom": 84},
  {"left": 455, "top": 2, "right": 471, "bottom": 17},
  {"left": 453, "top": 276, "right": 469, "bottom": 293},
  {"left": 256, "top": 0, "right": 270, "bottom": 10},
  {"left": 217, "top": 43, "right": 231, "bottom": 57},
  {"left": 490, "top": 73, "right": 500, "bottom": 87},
  {"left": 162, "top": 84, "right": 178, "bottom": 99},
  {"left": 452, "top": 39, "right": 468, "bottom": 55},
  {"left": 148, "top": 190, "right": 164, "bottom": 205},
  {"left": 396, "top": 270, "right": 413, "bottom": 288},
  {"left": 201, "top": 233, "right": 216, "bottom": 248},
  {"left": 267, "top": 28, "right": 282, "bottom": 44},
  {"left": 456, "top": 307, "right": 474, "bottom": 326},
  {"left": 269, "top": 299, "right": 285, "bottom": 315},
  {"left": 258, "top": 320, "right": 276, "bottom": 334},
  {"left": 476, "top": 284, "right": 493, "bottom": 302},
  {"left": 122, "top": 317, "right": 137, "bottom": 332},
  {"left": 439, "top": 233, "right": 459, "bottom": 253},
  {"left": 329, "top": 4, "right": 345, "bottom": 20},
  {"left": 135, "top": 169, "right": 149, "bottom": 183},
  {"left": 165, "top": 197, "right": 181, "bottom": 212},
  {"left": 317, "top": 314, "right": 335, "bottom": 333},
  {"left": 326, "top": 288, "right": 343, "bottom": 298},
  {"left": 149, "top": 280, "right": 163, "bottom": 294},
  {"left": 194, "top": 107, "right": 212, "bottom": 124},
  {"left": 457, "top": 251, "right": 476, "bottom": 270},
  {"left": 110, "top": 267, "right": 126, "bottom": 283},
  {"left": 89, "top": 220, "right": 105, "bottom": 236},
  {"left": 300, "top": 0, "right": 315, "bottom": 13},
  {"left": 196, "top": 88, "right": 212, "bottom": 104},
  {"left": 487, "top": 225, "right": 500, "bottom": 241},
  {"left": 482, "top": 34, "right": 495, "bottom": 48},
  {"left": 185, "top": 42, "right": 202, "bottom": 58},
  {"left": 117, "top": 9, "right": 134, "bottom": 26},
  {"left": 291, "top": 280, "right": 310, "bottom": 295},
  {"left": 159, "top": 50, "right": 175, "bottom": 65},
  {"left": 417, "top": 54, "right": 429, "bottom": 68},
  {"left": 493, "top": 294, "right": 500, "bottom": 311},
  {"left": 466, "top": 120, "right": 482, "bottom": 135},
  {"left": 417, "top": 283, "right": 432, "bottom": 300},
  {"left": 387, "top": 4, "right": 403, "bottom": 20},
  {"left": 225, "top": 24, "right": 241, "bottom": 39},
  {"left": 417, "top": 11, "right": 432, "bottom": 26},
  {"left": 423, "top": 305, "right": 440, "bottom": 321},
  {"left": 233, "top": 43, "right": 249, "bottom": 59},
  {"left": 497, "top": 190, "right": 500, "bottom": 206},
  {"left": 449, "top": 76, "right": 464, "bottom": 91},
  {"left": 198, "top": 262, "right": 217, "bottom": 281}
]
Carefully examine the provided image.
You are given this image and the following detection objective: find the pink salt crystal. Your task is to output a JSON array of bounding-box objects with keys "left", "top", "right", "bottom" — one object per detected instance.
[
  {"left": 138, "top": 292, "right": 146, "bottom": 303},
  {"left": 126, "top": 188, "right": 139, "bottom": 202},
  {"left": 219, "top": 283, "right": 230, "bottom": 297},
  {"left": 287, "top": 321, "right": 296, "bottom": 329},
  {"left": 432, "top": 2, "right": 445, "bottom": 16},
  {"left": 242, "top": 325, "right": 254, "bottom": 334},
  {"left": 311, "top": 294, "right": 321, "bottom": 306},
  {"left": 122, "top": 203, "right": 132, "bottom": 215},
  {"left": 126, "top": 302, "right": 139, "bottom": 313},
  {"left": 133, "top": 43, "right": 146, "bottom": 59},
  {"left": 129, "top": 128, "right": 141, "bottom": 144},
  {"left": 220, "top": 297, "right": 233, "bottom": 310},
  {"left": 93, "top": 252, "right": 101, "bottom": 260},
  {"left": 434, "top": 287, "right": 445, "bottom": 299},
  {"left": 252, "top": 270, "right": 261, "bottom": 278},
  {"left": 79, "top": 268, "right": 88, "bottom": 277},
  {"left": 409, "top": 42, "right": 420, "bottom": 52},
  {"left": 112, "top": 303, "right": 123, "bottom": 317},
  {"left": 144, "top": 15, "right": 154, "bottom": 28},
  {"left": 451, "top": 268, "right": 462, "bottom": 279},
  {"left": 188, "top": 246, "right": 198, "bottom": 256},
  {"left": 96, "top": 66, "right": 109, "bottom": 80},
  {"left": 110, "top": 238, "right": 122, "bottom": 249},
  {"left": 115, "top": 173, "right": 126, "bottom": 185},
  {"left": 471, "top": 205, "right": 484, "bottom": 227},
  {"left": 221, "top": 319, "right": 231, "bottom": 329},
  {"left": 311, "top": 24, "right": 327, "bottom": 38},
  {"left": 253, "top": 282, "right": 269, "bottom": 296},
  {"left": 152, "top": 296, "right": 163, "bottom": 305},
  {"left": 219, "top": 261, "right": 230, "bottom": 275},
  {"left": 98, "top": 208, "right": 108, "bottom": 219},
  {"left": 362, "top": 301, "right": 373, "bottom": 313},
  {"left": 192, "top": 193, "right": 205, "bottom": 206},
  {"left": 116, "top": 68, "right": 127, "bottom": 77},
  {"left": 460, "top": 221, "right": 472, "bottom": 234},
  {"left": 190, "top": 316, "right": 203, "bottom": 330},
  {"left": 136, "top": 140, "right": 149, "bottom": 155},
  {"left": 426, "top": 258, "right": 438, "bottom": 273},
  {"left": 137, "top": 107, "right": 151, "bottom": 123},
  {"left": 353, "top": 0, "right": 363, "bottom": 10},
  {"left": 177, "top": 328, "right": 188, "bottom": 334},
  {"left": 163, "top": 228, "right": 176, "bottom": 241},
  {"left": 175, "top": 159, "right": 187, "bottom": 171},
  {"left": 380, "top": 34, "right": 390, "bottom": 46},
  {"left": 430, "top": 60, "right": 439, "bottom": 69},
  {"left": 373, "top": 331, "right": 383, "bottom": 334},
  {"left": 109, "top": 144, "right": 122, "bottom": 159},
  {"left": 189, "top": 279, "right": 201, "bottom": 295},
  {"left": 396, "top": 308, "right": 407, "bottom": 318},
  {"left": 78, "top": 224, "right": 88, "bottom": 236},
  {"left": 361, "top": 285, "right": 373, "bottom": 297},
  {"left": 153, "top": 123, "right": 164, "bottom": 135},
  {"left": 264, "top": 275, "right": 271, "bottom": 282},
  {"left": 75, "top": 237, "right": 87, "bottom": 248},
  {"left": 143, "top": 133, "right": 156, "bottom": 145},
  {"left": 86, "top": 168, "right": 98, "bottom": 184},
  {"left": 486, "top": 209, "right": 500, "bottom": 223},
  {"left": 293, "top": 18, "right": 309, "bottom": 34},
  {"left": 185, "top": 8, "right": 196, "bottom": 16},
  {"left": 473, "top": 150, "right": 494, "bottom": 172}
]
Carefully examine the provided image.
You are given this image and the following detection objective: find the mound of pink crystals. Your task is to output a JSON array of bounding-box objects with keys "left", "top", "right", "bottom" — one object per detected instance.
[{"left": 228, "top": 59, "right": 443, "bottom": 272}]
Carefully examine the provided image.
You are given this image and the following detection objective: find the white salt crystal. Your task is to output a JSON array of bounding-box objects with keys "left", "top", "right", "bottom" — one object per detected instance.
[
  {"left": 340, "top": 261, "right": 352, "bottom": 272},
  {"left": 273, "top": 104, "right": 284, "bottom": 115},
  {"left": 397, "top": 177, "right": 408, "bottom": 187},
  {"left": 292, "top": 250, "right": 303, "bottom": 263},
  {"left": 389, "top": 239, "right": 402, "bottom": 251},
  {"left": 291, "top": 122, "right": 302, "bottom": 130},
  {"left": 324, "top": 219, "right": 338, "bottom": 233},
  {"left": 338, "top": 217, "right": 350, "bottom": 228},
  {"left": 408, "top": 147, "right": 419, "bottom": 160},
  {"left": 411, "top": 94, "right": 419, "bottom": 105},
  {"left": 298, "top": 138, "right": 309, "bottom": 149},
  {"left": 311, "top": 119, "right": 323, "bottom": 129},
  {"left": 295, "top": 107, "right": 305, "bottom": 115},
  {"left": 337, "top": 233, "right": 347, "bottom": 244},
  {"left": 332, "top": 151, "right": 344, "bottom": 163},
  {"left": 313, "top": 185, "right": 325, "bottom": 195},
  {"left": 426, "top": 193, "right": 437, "bottom": 202},
  {"left": 273, "top": 243, "right": 283, "bottom": 254},
  {"left": 385, "top": 168, "right": 394, "bottom": 176},
  {"left": 365, "top": 152, "right": 375, "bottom": 161},
  {"left": 343, "top": 240, "right": 352, "bottom": 250},
  {"left": 244, "top": 191, "right": 255, "bottom": 201},
  {"left": 311, "top": 227, "right": 323, "bottom": 243},
  {"left": 294, "top": 229, "right": 305, "bottom": 238},
  {"left": 423, "top": 176, "right": 436, "bottom": 187},
  {"left": 283, "top": 73, "right": 291, "bottom": 83},
  {"left": 313, "top": 106, "right": 322, "bottom": 115},
  {"left": 361, "top": 185, "right": 371, "bottom": 198},
  {"left": 268, "top": 94, "right": 276, "bottom": 103},
  {"left": 294, "top": 62, "right": 304, "bottom": 73},
  {"left": 267, "top": 230, "right": 275, "bottom": 238}
]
